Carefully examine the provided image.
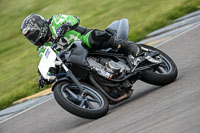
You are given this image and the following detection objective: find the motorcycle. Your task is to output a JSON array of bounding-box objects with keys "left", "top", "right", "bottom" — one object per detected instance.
[{"left": 38, "top": 18, "right": 178, "bottom": 119}]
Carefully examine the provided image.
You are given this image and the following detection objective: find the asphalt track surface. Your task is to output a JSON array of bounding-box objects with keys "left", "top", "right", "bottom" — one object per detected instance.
[{"left": 1, "top": 25, "right": 200, "bottom": 133}]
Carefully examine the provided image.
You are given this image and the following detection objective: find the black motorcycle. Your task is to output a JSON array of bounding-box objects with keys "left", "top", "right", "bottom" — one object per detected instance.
[{"left": 38, "top": 18, "right": 178, "bottom": 119}]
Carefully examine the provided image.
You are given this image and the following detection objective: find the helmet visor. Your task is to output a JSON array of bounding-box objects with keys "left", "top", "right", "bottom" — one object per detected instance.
[{"left": 25, "top": 30, "right": 40, "bottom": 45}]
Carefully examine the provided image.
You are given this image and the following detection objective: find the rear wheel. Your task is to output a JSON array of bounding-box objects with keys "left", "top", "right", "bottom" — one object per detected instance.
[
  {"left": 54, "top": 81, "right": 109, "bottom": 119},
  {"left": 138, "top": 44, "right": 178, "bottom": 86}
]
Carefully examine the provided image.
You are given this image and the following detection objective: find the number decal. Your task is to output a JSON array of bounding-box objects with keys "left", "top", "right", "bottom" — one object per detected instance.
[{"left": 45, "top": 48, "right": 50, "bottom": 58}]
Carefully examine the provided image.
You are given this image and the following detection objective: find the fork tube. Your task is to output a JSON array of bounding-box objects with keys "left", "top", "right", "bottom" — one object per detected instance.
[{"left": 56, "top": 56, "right": 84, "bottom": 93}]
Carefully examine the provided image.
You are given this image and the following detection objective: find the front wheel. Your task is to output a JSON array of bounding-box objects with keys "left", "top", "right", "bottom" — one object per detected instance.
[
  {"left": 54, "top": 81, "right": 109, "bottom": 119},
  {"left": 138, "top": 44, "right": 178, "bottom": 86}
]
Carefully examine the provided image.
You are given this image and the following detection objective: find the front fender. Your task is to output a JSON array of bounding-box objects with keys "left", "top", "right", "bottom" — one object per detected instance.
[{"left": 52, "top": 77, "right": 71, "bottom": 91}]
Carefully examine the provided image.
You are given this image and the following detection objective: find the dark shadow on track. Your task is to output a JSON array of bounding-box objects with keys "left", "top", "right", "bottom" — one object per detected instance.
[
  {"left": 108, "top": 77, "right": 181, "bottom": 111},
  {"left": 109, "top": 85, "right": 161, "bottom": 110}
]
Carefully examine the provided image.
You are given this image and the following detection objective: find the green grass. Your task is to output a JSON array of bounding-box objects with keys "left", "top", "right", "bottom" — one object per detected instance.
[{"left": 0, "top": 0, "right": 200, "bottom": 110}]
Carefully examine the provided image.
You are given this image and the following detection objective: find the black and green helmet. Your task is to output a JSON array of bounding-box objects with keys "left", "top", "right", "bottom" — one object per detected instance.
[{"left": 21, "top": 14, "right": 51, "bottom": 46}]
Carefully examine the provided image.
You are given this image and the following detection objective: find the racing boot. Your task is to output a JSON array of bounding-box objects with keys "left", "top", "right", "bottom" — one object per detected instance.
[{"left": 113, "top": 39, "right": 141, "bottom": 57}]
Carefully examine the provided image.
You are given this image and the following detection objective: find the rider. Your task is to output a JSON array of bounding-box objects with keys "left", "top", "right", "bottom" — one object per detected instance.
[
  {"left": 21, "top": 14, "right": 141, "bottom": 58},
  {"left": 21, "top": 14, "right": 141, "bottom": 87}
]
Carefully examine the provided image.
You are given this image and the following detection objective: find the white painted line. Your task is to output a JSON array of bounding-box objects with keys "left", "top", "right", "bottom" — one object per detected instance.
[{"left": 0, "top": 96, "right": 53, "bottom": 124}]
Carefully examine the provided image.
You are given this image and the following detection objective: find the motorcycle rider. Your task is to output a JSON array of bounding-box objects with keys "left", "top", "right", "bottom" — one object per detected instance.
[{"left": 21, "top": 14, "right": 141, "bottom": 86}]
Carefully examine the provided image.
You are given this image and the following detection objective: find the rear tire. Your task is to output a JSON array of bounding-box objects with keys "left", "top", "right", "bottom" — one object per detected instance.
[
  {"left": 54, "top": 81, "right": 109, "bottom": 119},
  {"left": 138, "top": 44, "right": 178, "bottom": 86}
]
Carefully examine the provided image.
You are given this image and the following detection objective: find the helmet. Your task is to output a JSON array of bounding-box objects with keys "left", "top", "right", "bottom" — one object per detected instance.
[{"left": 21, "top": 14, "right": 51, "bottom": 46}]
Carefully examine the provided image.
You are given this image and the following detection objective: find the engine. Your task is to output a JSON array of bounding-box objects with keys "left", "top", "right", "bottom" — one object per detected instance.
[
  {"left": 87, "top": 57, "right": 130, "bottom": 79},
  {"left": 87, "top": 56, "right": 133, "bottom": 100}
]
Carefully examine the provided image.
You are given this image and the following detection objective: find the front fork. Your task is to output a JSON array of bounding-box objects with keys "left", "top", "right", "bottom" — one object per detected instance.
[{"left": 56, "top": 55, "right": 84, "bottom": 93}]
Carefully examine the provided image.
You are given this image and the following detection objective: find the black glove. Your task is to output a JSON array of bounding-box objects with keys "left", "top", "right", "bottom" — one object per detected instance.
[
  {"left": 37, "top": 75, "right": 46, "bottom": 88},
  {"left": 37, "top": 74, "right": 55, "bottom": 89},
  {"left": 56, "top": 22, "right": 72, "bottom": 37}
]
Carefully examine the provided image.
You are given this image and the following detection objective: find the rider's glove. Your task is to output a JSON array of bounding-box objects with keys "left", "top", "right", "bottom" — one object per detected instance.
[
  {"left": 56, "top": 22, "right": 72, "bottom": 37},
  {"left": 37, "top": 75, "right": 46, "bottom": 88},
  {"left": 37, "top": 72, "right": 55, "bottom": 89}
]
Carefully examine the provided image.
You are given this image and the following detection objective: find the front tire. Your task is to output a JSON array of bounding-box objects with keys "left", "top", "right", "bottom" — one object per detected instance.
[
  {"left": 54, "top": 81, "right": 109, "bottom": 119},
  {"left": 138, "top": 44, "right": 178, "bottom": 86}
]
